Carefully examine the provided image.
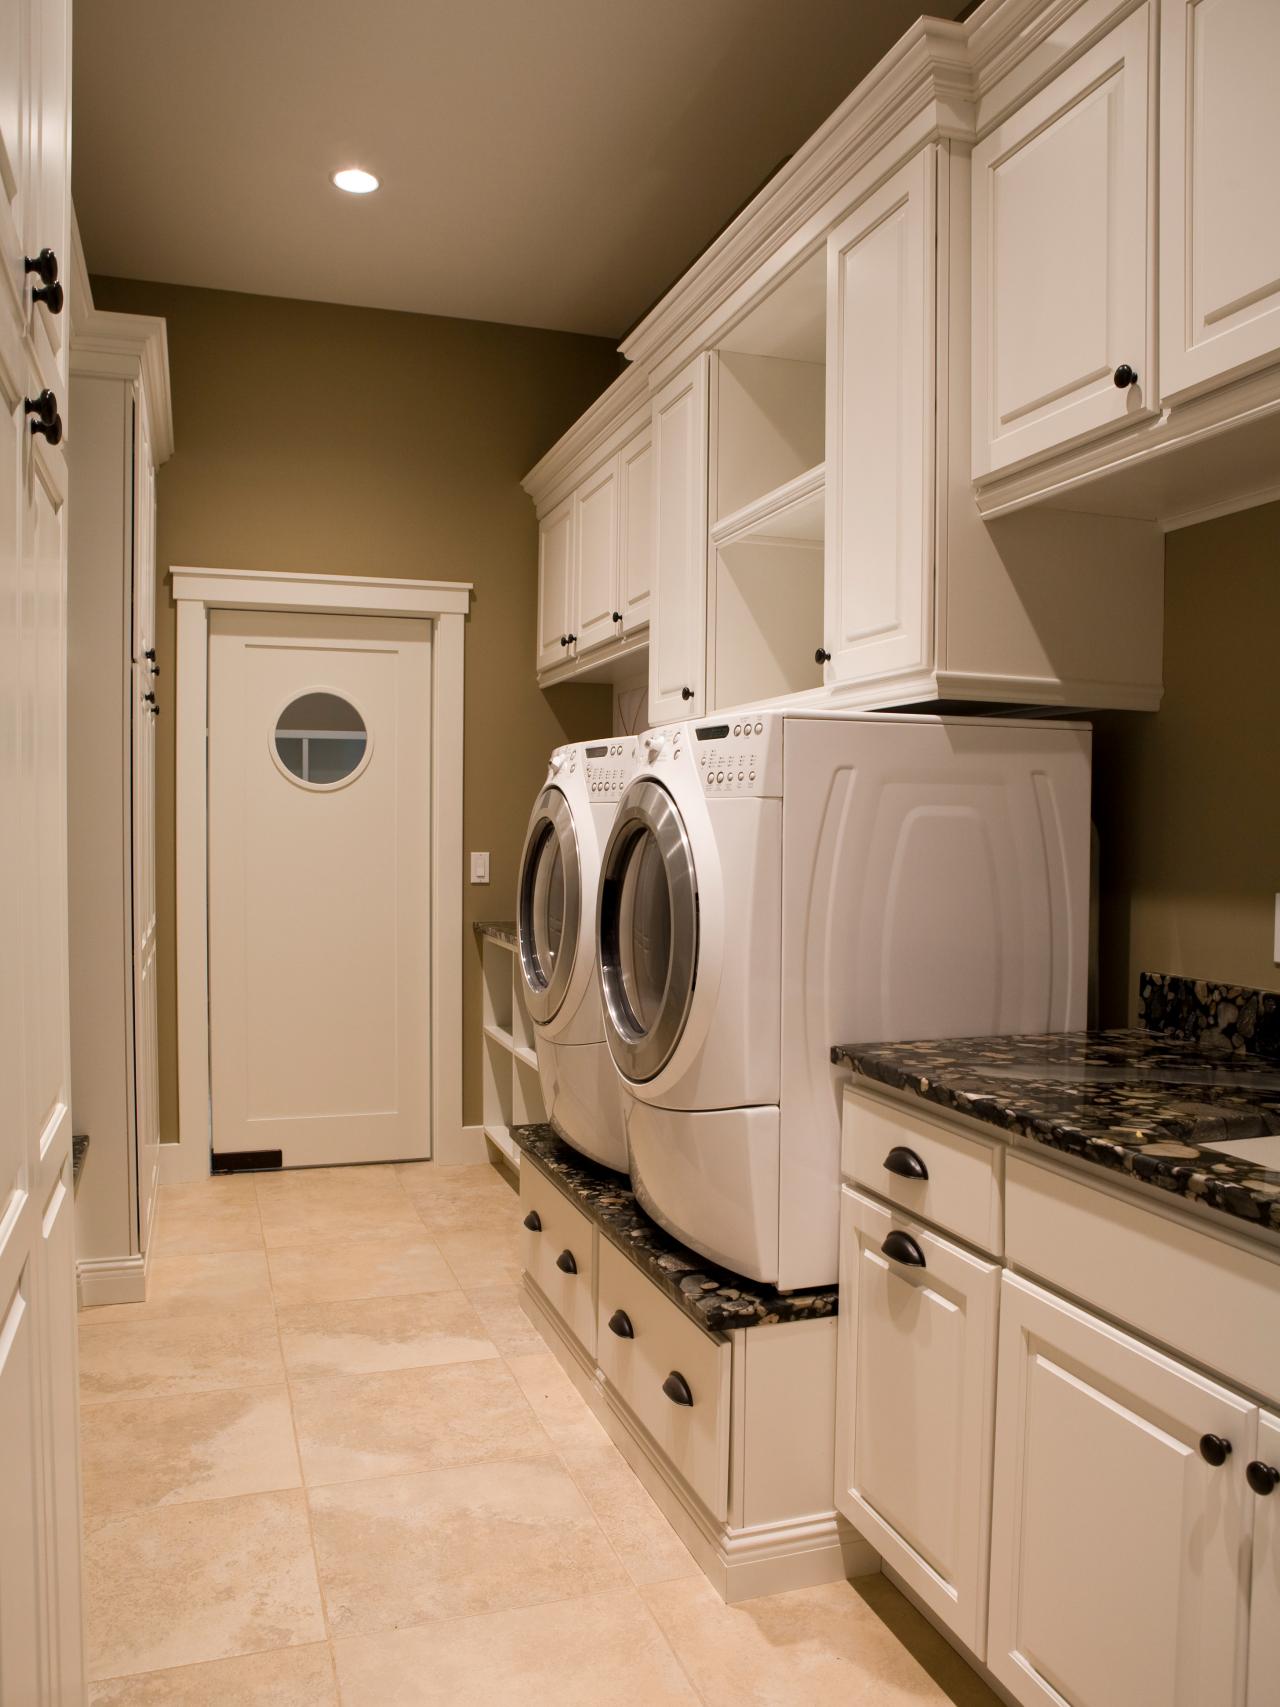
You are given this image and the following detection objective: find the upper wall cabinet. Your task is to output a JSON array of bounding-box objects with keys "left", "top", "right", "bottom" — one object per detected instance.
[
  {"left": 971, "top": 4, "right": 1155, "bottom": 478},
  {"left": 649, "top": 354, "right": 710, "bottom": 721},
  {"left": 525, "top": 368, "right": 652, "bottom": 690},
  {"left": 1159, "top": 0, "right": 1280, "bottom": 403}
]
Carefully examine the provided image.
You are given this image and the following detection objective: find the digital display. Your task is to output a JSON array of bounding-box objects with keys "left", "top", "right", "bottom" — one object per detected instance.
[
  {"left": 584, "top": 744, "right": 609, "bottom": 758},
  {"left": 695, "top": 724, "right": 731, "bottom": 741}
]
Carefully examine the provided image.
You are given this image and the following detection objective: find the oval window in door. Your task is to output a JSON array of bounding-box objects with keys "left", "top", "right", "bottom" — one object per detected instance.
[{"left": 273, "top": 691, "right": 368, "bottom": 787}]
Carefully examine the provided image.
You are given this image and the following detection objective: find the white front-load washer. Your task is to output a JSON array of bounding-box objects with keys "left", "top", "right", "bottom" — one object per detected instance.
[
  {"left": 596, "top": 709, "right": 1091, "bottom": 1289},
  {"left": 517, "top": 736, "right": 636, "bottom": 1172}
]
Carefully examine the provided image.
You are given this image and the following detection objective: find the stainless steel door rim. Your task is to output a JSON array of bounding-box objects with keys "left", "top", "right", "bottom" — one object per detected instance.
[
  {"left": 597, "top": 777, "right": 698, "bottom": 1082},
  {"left": 517, "top": 786, "right": 581, "bottom": 1025}
]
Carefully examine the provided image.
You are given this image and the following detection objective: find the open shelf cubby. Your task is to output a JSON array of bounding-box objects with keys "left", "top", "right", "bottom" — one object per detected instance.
[{"left": 479, "top": 932, "right": 544, "bottom": 1172}]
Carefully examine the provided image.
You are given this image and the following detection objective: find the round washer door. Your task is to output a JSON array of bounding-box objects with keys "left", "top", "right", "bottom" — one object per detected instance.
[
  {"left": 597, "top": 777, "right": 698, "bottom": 1083},
  {"left": 517, "top": 786, "right": 581, "bottom": 1025}
]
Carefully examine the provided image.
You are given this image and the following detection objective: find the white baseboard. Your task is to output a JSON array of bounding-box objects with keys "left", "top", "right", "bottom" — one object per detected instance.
[
  {"left": 434, "top": 1123, "right": 489, "bottom": 1165},
  {"left": 77, "top": 1253, "right": 147, "bottom": 1309},
  {"left": 521, "top": 1278, "right": 878, "bottom": 1603}
]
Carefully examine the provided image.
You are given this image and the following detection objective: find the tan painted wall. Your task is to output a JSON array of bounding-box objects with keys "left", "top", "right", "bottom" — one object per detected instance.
[
  {"left": 90, "top": 276, "right": 618, "bottom": 1141},
  {"left": 1094, "top": 499, "right": 1280, "bottom": 1022}
]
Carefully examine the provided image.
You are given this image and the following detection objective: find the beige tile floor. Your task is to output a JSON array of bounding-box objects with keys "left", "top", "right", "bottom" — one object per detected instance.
[{"left": 79, "top": 1161, "right": 1000, "bottom": 1706}]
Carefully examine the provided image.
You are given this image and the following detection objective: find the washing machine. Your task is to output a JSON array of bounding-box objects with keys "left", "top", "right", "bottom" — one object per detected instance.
[
  {"left": 596, "top": 708, "right": 1091, "bottom": 1289},
  {"left": 517, "top": 736, "right": 637, "bottom": 1171}
]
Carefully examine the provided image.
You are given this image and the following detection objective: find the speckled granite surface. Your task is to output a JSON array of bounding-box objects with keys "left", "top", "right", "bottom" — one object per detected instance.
[
  {"left": 473, "top": 920, "right": 517, "bottom": 948},
  {"left": 1138, "top": 971, "right": 1280, "bottom": 1060},
  {"left": 833, "top": 1029, "right": 1280, "bottom": 1239},
  {"left": 512, "top": 1124, "right": 838, "bottom": 1333}
]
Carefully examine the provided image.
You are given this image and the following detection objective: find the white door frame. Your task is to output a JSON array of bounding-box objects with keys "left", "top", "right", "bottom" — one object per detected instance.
[{"left": 169, "top": 566, "right": 471, "bottom": 1182}]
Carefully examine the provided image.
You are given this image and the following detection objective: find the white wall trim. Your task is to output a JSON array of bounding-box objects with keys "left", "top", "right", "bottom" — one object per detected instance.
[
  {"left": 77, "top": 1254, "right": 146, "bottom": 1310},
  {"left": 169, "top": 566, "right": 471, "bottom": 1180}
]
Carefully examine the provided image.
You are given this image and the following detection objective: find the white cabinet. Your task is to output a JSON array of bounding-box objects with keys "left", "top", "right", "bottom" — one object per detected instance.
[
  {"left": 1159, "top": 0, "right": 1280, "bottom": 402},
  {"left": 987, "top": 1272, "right": 1254, "bottom": 1707},
  {"left": 536, "top": 495, "right": 574, "bottom": 672},
  {"left": 824, "top": 150, "right": 933, "bottom": 690},
  {"left": 68, "top": 291, "right": 172, "bottom": 1303},
  {"left": 1247, "top": 1410, "right": 1280, "bottom": 1707},
  {"left": 618, "top": 424, "right": 653, "bottom": 634},
  {"left": 971, "top": 4, "right": 1155, "bottom": 479},
  {"left": 574, "top": 456, "right": 620, "bottom": 657},
  {"left": 835, "top": 1187, "right": 999, "bottom": 1654},
  {"left": 650, "top": 354, "right": 710, "bottom": 721}
]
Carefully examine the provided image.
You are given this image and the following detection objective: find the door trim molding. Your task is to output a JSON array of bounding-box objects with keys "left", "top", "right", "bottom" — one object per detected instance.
[{"left": 169, "top": 565, "right": 472, "bottom": 1181}]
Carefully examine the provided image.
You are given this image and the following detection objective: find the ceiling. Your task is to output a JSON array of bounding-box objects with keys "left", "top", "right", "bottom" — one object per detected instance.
[{"left": 73, "top": 0, "right": 963, "bottom": 339}]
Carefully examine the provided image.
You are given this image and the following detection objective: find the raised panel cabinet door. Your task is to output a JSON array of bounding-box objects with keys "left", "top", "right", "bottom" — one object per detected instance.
[
  {"left": 835, "top": 1187, "right": 999, "bottom": 1655},
  {"left": 649, "top": 354, "right": 709, "bottom": 722},
  {"left": 573, "top": 455, "right": 620, "bottom": 657},
  {"left": 1246, "top": 1409, "right": 1280, "bottom": 1707},
  {"left": 824, "top": 149, "right": 935, "bottom": 690},
  {"left": 1160, "top": 0, "right": 1280, "bottom": 402},
  {"left": 987, "top": 1272, "right": 1253, "bottom": 1707},
  {"left": 619, "top": 424, "right": 653, "bottom": 634},
  {"left": 971, "top": 5, "right": 1155, "bottom": 479},
  {"left": 536, "top": 495, "right": 574, "bottom": 672}
]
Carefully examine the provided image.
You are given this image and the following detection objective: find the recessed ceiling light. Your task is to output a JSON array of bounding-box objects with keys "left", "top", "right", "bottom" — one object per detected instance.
[{"left": 332, "top": 168, "right": 379, "bottom": 195}]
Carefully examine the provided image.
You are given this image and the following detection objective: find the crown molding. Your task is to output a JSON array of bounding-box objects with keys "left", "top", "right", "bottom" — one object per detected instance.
[{"left": 521, "top": 361, "right": 648, "bottom": 507}]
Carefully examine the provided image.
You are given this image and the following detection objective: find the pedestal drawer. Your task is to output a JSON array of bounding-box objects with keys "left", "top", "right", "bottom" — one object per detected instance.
[
  {"left": 520, "top": 1165, "right": 596, "bottom": 1357},
  {"left": 596, "top": 1239, "right": 731, "bottom": 1521}
]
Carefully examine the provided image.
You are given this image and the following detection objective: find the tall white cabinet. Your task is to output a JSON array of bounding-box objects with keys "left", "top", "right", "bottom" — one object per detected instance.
[{"left": 68, "top": 274, "right": 173, "bottom": 1305}]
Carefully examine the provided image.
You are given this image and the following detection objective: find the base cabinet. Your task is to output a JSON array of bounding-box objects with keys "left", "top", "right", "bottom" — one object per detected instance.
[
  {"left": 986, "top": 1272, "right": 1255, "bottom": 1707},
  {"left": 1247, "top": 1409, "right": 1280, "bottom": 1707},
  {"left": 835, "top": 1187, "right": 999, "bottom": 1655}
]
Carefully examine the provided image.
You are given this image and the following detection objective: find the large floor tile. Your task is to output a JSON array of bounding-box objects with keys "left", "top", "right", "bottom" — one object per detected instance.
[
  {"left": 561, "top": 1440, "right": 699, "bottom": 1587},
  {"left": 464, "top": 1282, "right": 546, "bottom": 1357},
  {"left": 81, "top": 1386, "right": 300, "bottom": 1518},
  {"left": 267, "top": 1232, "right": 456, "bottom": 1307},
  {"left": 277, "top": 1290, "right": 497, "bottom": 1379},
  {"left": 150, "top": 1181, "right": 264, "bottom": 1256},
  {"left": 332, "top": 1588, "right": 699, "bottom": 1706},
  {"left": 641, "top": 1575, "right": 1000, "bottom": 1707},
  {"left": 505, "top": 1350, "right": 612, "bottom": 1452},
  {"left": 256, "top": 1169, "right": 423, "bottom": 1249},
  {"left": 79, "top": 1309, "right": 284, "bottom": 1405},
  {"left": 290, "top": 1357, "right": 550, "bottom": 1485},
  {"left": 84, "top": 1489, "right": 325, "bottom": 1681},
  {"left": 398, "top": 1163, "right": 520, "bottom": 1233},
  {"left": 308, "top": 1457, "right": 626, "bottom": 1637},
  {"left": 433, "top": 1227, "right": 524, "bottom": 1289},
  {"left": 88, "top": 1642, "right": 338, "bottom": 1706},
  {"left": 78, "top": 1250, "right": 273, "bottom": 1326}
]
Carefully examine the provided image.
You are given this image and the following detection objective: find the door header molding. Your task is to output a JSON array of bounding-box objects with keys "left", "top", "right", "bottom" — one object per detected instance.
[
  {"left": 168, "top": 565, "right": 468, "bottom": 1182},
  {"left": 171, "top": 565, "right": 472, "bottom": 618}
]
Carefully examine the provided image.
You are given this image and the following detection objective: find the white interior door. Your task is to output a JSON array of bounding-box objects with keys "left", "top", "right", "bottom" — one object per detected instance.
[{"left": 208, "top": 610, "right": 433, "bottom": 1167}]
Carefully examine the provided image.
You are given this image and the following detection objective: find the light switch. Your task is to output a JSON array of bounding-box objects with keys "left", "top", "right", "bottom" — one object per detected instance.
[{"left": 470, "top": 851, "right": 490, "bottom": 885}]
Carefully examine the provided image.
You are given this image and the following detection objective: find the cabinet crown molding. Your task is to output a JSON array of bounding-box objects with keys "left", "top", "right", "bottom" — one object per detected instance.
[{"left": 522, "top": 362, "right": 648, "bottom": 512}]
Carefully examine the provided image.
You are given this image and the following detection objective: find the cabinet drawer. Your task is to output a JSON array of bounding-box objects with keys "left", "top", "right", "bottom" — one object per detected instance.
[
  {"left": 520, "top": 1167, "right": 596, "bottom": 1358},
  {"left": 596, "top": 1239, "right": 731, "bottom": 1521},
  {"left": 836, "top": 1188, "right": 999, "bottom": 1656},
  {"left": 843, "top": 1086, "right": 1003, "bottom": 1255}
]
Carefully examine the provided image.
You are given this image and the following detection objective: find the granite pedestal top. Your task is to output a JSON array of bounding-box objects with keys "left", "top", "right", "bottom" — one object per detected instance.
[
  {"left": 512, "top": 1124, "right": 838, "bottom": 1333},
  {"left": 833, "top": 1030, "right": 1280, "bottom": 1239},
  {"left": 473, "top": 920, "right": 517, "bottom": 948}
]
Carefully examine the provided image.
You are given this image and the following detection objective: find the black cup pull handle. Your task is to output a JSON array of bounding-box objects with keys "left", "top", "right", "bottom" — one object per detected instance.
[
  {"left": 522, "top": 1210, "right": 541, "bottom": 1232},
  {"left": 1199, "top": 1434, "right": 1232, "bottom": 1467},
  {"left": 881, "top": 1229, "right": 926, "bottom": 1268},
  {"left": 555, "top": 1248, "right": 577, "bottom": 1275},
  {"left": 680, "top": 686, "right": 694, "bottom": 701},
  {"left": 1246, "top": 1460, "right": 1279, "bottom": 1496},
  {"left": 883, "top": 1145, "right": 928, "bottom": 1181},
  {"left": 607, "top": 1309, "right": 634, "bottom": 1339},
  {"left": 662, "top": 1370, "right": 693, "bottom": 1407}
]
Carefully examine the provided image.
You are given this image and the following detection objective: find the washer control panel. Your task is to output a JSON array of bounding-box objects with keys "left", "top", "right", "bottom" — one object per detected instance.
[
  {"left": 691, "top": 715, "right": 782, "bottom": 797},
  {"left": 580, "top": 738, "right": 635, "bottom": 802}
]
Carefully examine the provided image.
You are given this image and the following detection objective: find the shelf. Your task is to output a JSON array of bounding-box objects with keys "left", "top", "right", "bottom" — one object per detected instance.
[
  {"left": 711, "top": 464, "right": 824, "bottom": 549},
  {"left": 484, "top": 1022, "right": 515, "bottom": 1053},
  {"left": 484, "top": 1124, "right": 521, "bottom": 1170},
  {"left": 514, "top": 1043, "right": 539, "bottom": 1072}
]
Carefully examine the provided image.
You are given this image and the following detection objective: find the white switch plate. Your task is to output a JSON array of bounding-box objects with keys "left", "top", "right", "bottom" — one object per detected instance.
[{"left": 470, "top": 851, "right": 490, "bottom": 885}]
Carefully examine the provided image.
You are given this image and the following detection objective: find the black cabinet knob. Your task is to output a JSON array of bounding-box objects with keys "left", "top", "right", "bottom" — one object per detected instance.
[
  {"left": 1113, "top": 363, "right": 1139, "bottom": 389},
  {"left": 30, "top": 412, "right": 62, "bottom": 446},
  {"left": 150, "top": 704, "right": 160, "bottom": 717},
  {"left": 881, "top": 1228, "right": 926, "bottom": 1268},
  {"left": 555, "top": 1248, "right": 577, "bottom": 1275},
  {"left": 1199, "top": 1434, "right": 1232, "bottom": 1467},
  {"left": 1246, "top": 1460, "right": 1279, "bottom": 1496},
  {"left": 607, "top": 1309, "right": 634, "bottom": 1339},
  {"left": 559, "top": 635, "right": 568, "bottom": 647},
  {"left": 565, "top": 633, "right": 576, "bottom": 645},
  {"left": 883, "top": 1145, "right": 928, "bottom": 1181},
  {"left": 25, "top": 248, "right": 59, "bottom": 287},
  {"left": 612, "top": 611, "right": 623, "bottom": 623},
  {"left": 522, "top": 1210, "right": 541, "bottom": 1232},
  {"left": 662, "top": 1370, "right": 693, "bottom": 1407},
  {"left": 815, "top": 648, "right": 831, "bottom": 664},
  {"left": 143, "top": 691, "right": 156, "bottom": 705},
  {"left": 32, "top": 279, "right": 63, "bottom": 314},
  {"left": 25, "top": 390, "right": 57, "bottom": 427},
  {"left": 144, "top": 648, "right": 157, "bottom": 662},
  {"left": 680, "top": 686, "right": 694, "bottom": 701}
]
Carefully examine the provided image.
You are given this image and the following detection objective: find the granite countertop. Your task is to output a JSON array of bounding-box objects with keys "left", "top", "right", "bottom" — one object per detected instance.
[
  {"left": 512, "top": 1124, "right": 838, "bottom": 1334},
  {"left": 833, "top": 1029, "right": 1280, "bottom": 1238},
  {"left": 473, "top": 920, "right": 517, "bottom": 948}
]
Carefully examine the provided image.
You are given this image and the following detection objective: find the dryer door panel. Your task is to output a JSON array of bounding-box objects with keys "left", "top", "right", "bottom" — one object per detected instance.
[{"left": 518, "top": 786, "right": 582, "bottom": 1026}]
